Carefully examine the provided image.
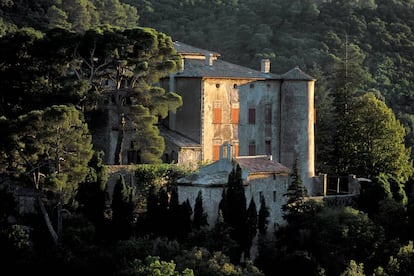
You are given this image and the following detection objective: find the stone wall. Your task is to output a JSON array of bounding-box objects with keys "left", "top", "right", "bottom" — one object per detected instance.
[{"left": 178, "top": 173, "right": 289, "bottom": 233}]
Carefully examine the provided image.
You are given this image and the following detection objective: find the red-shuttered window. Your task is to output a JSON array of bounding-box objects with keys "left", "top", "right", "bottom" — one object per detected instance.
[
  {"left": 231, "top": 108, "right": 239, "bottom": 124},
  {"left": 213, "top": 102, "right": 222, "bottom": 124},
  {"left": 213, "top": 144, "right": 220, "bottom": 161},
  {"left": 233, "top": 144, "right": 239, "bottom": 157}
]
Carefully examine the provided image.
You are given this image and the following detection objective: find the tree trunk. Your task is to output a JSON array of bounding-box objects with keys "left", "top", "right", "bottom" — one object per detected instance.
[
  {"left": 37, "top": 193, "right": 59, "bottom": 245},
  {"left": 114, "top": 113, "right": 125, "bottom": 165}
]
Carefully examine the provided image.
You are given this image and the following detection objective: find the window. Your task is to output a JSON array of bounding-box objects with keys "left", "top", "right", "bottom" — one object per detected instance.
[
  {"left": 213, "top": 145, "right": 220, "bottom": 161},
  {"left": 213, "top": 102, "right": 222, "bottom": 124},
  {"left": 231, "top": 104, "right": 239, "bottom": 124},
  {"left": 273, "top": 191, "right": 277, "bottom": 202},
  {"left": 234, "top": 144, "right": 239, "bottom": 157},
  {"left": 265, "top": 104, "right": 272, "bottom": 124},
  {"left": 265, "top": 140, "right": 271, "bottom": 155},
  {"left": 249, "top": 140, "right": 256, "bottom": 155},
  {"left": 213, "top": 140, "right": 222, "bottom": 161},
  {"left": 248, "top": 108, "right": 256, "bottom": 124}
]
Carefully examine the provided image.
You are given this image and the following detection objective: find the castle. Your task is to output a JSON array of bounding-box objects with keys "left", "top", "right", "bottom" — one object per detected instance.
[{"left": 159, "top": 42, "right": 317, "bottom": 194}]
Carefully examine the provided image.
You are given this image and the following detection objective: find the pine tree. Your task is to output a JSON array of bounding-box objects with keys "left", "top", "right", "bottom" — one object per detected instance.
[{"left": 282, "top": 159, "right": 308, "bottom": 224}]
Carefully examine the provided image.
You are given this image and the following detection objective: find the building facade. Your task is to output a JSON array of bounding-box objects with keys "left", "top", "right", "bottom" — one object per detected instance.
[
  {"left": 160, "top": 42, "right": 317, "bottom": 194},
  {"left": 176, "top": 143, "right": 290, "bottom": 232}
]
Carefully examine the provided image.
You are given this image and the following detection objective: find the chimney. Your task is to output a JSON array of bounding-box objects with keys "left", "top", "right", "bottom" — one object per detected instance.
[
  {"left": 261, "top": 59, "right": 270, "bottom": 73},
  {"left": 206, "top": 52, "right": 213, "bottom": 66}
]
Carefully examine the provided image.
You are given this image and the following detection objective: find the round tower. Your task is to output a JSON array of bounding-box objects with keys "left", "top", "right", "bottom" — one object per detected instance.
[{"left": 279, "top": 67, "right": 316, "bottom": 195}]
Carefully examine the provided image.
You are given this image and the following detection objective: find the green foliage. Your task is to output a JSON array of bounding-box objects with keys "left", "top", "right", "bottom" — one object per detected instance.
[
  {"left": 192, "top": 190, "right": 208, "bottom": 230},
  {"left": 111, "top": 174, "right": 136, "bottom": 240},
  {"left": 174, "top": 247, "right": 264, "bottom": 276},
  {"left": 0, "top": 224, "right": 34, "bottom": 271},
  {"left": 375, "top": 198, "right": 408, "bottom": 241},
  {"left": 76, "top": 151, "right": 108, "bottom": 234},
  {"left": 357, "top": 174, "right": 393, "bottom": 215},
  {"left": 6, "top": 105, "right": 93, "bottom": 202},
  {"left": 283, "top": 159, "right": 310, "bottom": 224},
  {"left": 0, "top": 0, "right": 138, "bottom": 32},
  {"left": 245, "top": 197, "right": 258, "bottom": 258},
  {"left": 115, "top": 255, "right": 193, "bottom": 276},
  {"left": 222, "top": 164, "right": 247, "bottom": 262},
  {"left": 385, "top": 241, "right": 414, "bottom": 276},
  {"left": 340, "top": 260, "right": 365, "bottom": 276},
  {"left": 347, "top": 93, "right": 413, "bottom": 182},
  {"left": 0, "top": 28, "right": 88, "bottom": 118},
  {"left": 257, "top": 194, "right": 269, "bottom": 235},
  {"left": 134, "top": 163, "right": 191, "bottom": 214},
  {"left": 314, "top": 207, "right": 384, "bottom": 276}
]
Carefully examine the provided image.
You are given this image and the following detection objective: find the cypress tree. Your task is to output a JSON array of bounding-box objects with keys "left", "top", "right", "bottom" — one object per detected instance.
[
  {"left": 245, "top": 197, "right": 258, "bottom": 258},
  {"left": 258, "top": 194, "right": 270, "bottom": 235},
  {"left": 76, "top": 151, "right": 108, "bottom": 239},
  {"left": 225, "top": 164, "right": 247, "bottom": 263},
  {"left": 158, "top": 187, "right": 169, "bottom": 236},
  {"left": 111, "top": 174, "right": 136, "bottom": 240},
  {"left": 193, "top": 190, "right": 209, "bottom": 230}
]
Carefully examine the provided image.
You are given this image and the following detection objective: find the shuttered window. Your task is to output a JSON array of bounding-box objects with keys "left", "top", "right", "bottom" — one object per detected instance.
[
  {"left": 234, "top": 144, "right": 239, "bottom": 157},
  {"left": 213, "top": 144, "right": 220, "bottom": 161},
  {"left": 213, "top": 102, "right": 222, "bottom": 124},
  {"left": 231, "top": 108, "right": 239, "bottom": 124},
  {"left": 248, "top": 108, "right": 256, "bottom": 124}
]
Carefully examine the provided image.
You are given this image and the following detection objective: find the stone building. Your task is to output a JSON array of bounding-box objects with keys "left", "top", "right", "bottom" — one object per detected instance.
[
  {"left": 176, "top": 143, "right": 290, "bottom": 232},
  {"left": 160, "top": 42, "right": 317, "bottom": 194}
]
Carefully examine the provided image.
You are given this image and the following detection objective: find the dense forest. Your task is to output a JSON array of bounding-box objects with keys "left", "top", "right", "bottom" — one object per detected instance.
[{"left": 1, "top": 0, "right": 414, "bottom": 275}]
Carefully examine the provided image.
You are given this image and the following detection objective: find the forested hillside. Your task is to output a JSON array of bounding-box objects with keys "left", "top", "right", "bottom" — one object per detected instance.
[
  {"left": 2, "top": 1, "right": 414, "bottom": 275},
  {"left": 131, "top": 0, "right": 414, "bottom": 172}
]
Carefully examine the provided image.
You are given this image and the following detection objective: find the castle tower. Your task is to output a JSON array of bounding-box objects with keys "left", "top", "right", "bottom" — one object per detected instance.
[{"left": 279, "top": 67, "right": 316, "bottom": 194}]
